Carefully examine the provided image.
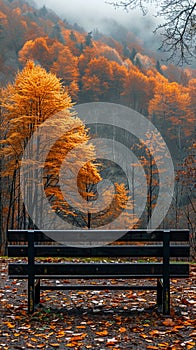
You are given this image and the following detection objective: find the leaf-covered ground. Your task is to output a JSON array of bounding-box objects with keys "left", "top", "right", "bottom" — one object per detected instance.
[{"left": 0, "top": 258, "right": 195, "bottom": 350}]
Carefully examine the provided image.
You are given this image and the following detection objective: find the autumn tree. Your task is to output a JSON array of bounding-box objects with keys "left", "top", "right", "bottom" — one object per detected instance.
[
  {"left": 74, "top": 158, "right": 137, "bottom": 229},
  {"left": 62, "top": 29, "right": 84, "bottom": 56},
  {"left": 122, "top": 65, "right": 151, "bottom": 115},
  {"left": 187, "top": 78, "right": 196, "bottom": 127},
  {"left": 19, "top": 37, "right": 54, "bottom": 69},
  {"left": 109, "top": 0, "right": 196, "bottom": 64},
  {"left": 109, "top": 61, "right": 128, "bottom": 102},
  {"left": 148, "top": 77, "right": 192, "bottom": 157},
  {"left": 174, "top": 142, "right": 195, "bottom": 255},
  {"left": 81, "top": 56, "right": 113, "bottom": 102},
  {"left": 19, "top": 38, "right": 79, "bottom": 99},
  {"left": 161, "top": 64, "right": 190, "bottom": 85},
  {"left": 78, "top": 46, "right": 97, "bottom": 77},
  {"left": 86, "top": 182, "right": 134, "bottom": 229},
  {"left": 0, "top": 92, "right": 3, "bottom": 251},
  {"left": 49, "top": 22, "right": 65, "bottom": 44},
  {"left": 51, "top": 45, "right": 79, "bottom": 100},
  {"left": 0, "top": 61, "right": 101, "bottom": 251},
  {"left": 85, "top": 31, "right": 93, "bottom": 47},
  {"left": 97, "top": 44, "right": 123, "bottom": 64},
  {"left": 0, "top": 61, "right": 70, "bottom": 236},
  {"left": 131, "top": 130, "right": 170, "bottom": 228}
]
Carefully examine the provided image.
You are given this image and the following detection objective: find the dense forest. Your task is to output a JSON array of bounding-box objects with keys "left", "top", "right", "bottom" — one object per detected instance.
[{"left": 0, "top": 0, "right": 195, "bottom": 254}]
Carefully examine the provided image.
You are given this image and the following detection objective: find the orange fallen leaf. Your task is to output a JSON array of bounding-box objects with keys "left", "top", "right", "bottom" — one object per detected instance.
[
  {"left": 56, "top": 331, "right": 65, "bottom": 338},
  {"left": 158, "top": 343, "right": 169, "bottom": 347},
  {"left": 190, "top": 331, "right": 196, "bottom": 337},
  {"left": 162, "top": 318, "right": 175, "bottom": 326},
  {"left": 46, "top": 332, "right": 54, "bottom": 338},
  {"left": 4, "top": 322, "right": 15, "bottom": 329},
  {"left": 26, "top": 343, "right": 35, "bottom": 349},
  {"left": 119, "top": 327, "right": 126, "bottom": 333},
  {"left": 30, "top": 338, "right": 38, "bottom": 342},
  {"left": 96, "top": 330, "right": 108, "bottom": 336},
  {"left": 140, "top": 333, "right": 148, "bottom": 339},
  {"left": 184, "top": 320, "right": 196, "bottom": 326},
  {"left": 65, "top": 343, "right": 77, "bottom": 348},
  {"left": 49, "top": 344, "right": 60, "bottom": 348},
  {"left": 150, "top": 330, "right": 166, "bottom": 336},
  {"left": 37, "top": 344, "right": 45, "bottom": 349},
  {"left": 71, "top": 333, "right": 87, "bottom": 341},
  {"left": 106, "top": 337, "right": 118, "bottom": 346}
]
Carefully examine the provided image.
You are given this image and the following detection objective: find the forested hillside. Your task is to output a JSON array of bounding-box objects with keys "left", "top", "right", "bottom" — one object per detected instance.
[
  {"left": 0, "top": 0, "right": 195, "bottom": 253},
  {"left": 0, "top": 0, "right": 195, "bottom": 150}
]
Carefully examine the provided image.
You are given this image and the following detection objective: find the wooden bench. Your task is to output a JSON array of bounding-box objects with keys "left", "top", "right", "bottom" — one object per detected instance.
[{"left": 7, "top": 229, "right": 190, "bottom": 315}]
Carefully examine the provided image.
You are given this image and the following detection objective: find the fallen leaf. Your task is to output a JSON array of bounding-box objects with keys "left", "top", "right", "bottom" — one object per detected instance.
[
  {"left": 190, "top": 331, "right": 196, "bottom": 337},
  {"left": 150, "top": 330, "right": 166, "bottom": 336},
  {"left": 140, "top": 333, "right": 148, "bottom": 339},
  {"left": 95, "top": 337, "right": 105, "bottom": 342},
  {"left": 158, "top": 343, "right": 169, "bottom": 347},
  {"left": 56, "top": 331, "right": 65, "bottom": 338},
  {"left": 4, "top": 322, "right": 15, "bottom": 329},
  {"left": 106, "top": 337, "right": 118, "bottom": 346},
  {"left": 30, "top": 338, "right": 37, "bottom": 342},
  {"left": 70, "top": 333, "right": 87, "bottom": 341},
  {"left": 49, "top": 344, "right": 60, "bottom": 348},
  {"left": 26, "top": 343, "right": 35, "bottom": 349},
  {"left": 65, "top": 343, "right": 77, "bottom": 348},
  {"left": 162, "top": 318, "right": 175, "bottom": 326},
  {"left": 119, "top": 327, "right": 126, "bottom": 333},
  {"left": 96, "top": 330, "right": 108, "bottom": 336}
]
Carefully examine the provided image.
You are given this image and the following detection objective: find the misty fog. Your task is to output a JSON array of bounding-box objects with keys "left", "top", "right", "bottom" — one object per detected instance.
[{"left": 34, "top": 0, "right": 162, "bottom": 54}]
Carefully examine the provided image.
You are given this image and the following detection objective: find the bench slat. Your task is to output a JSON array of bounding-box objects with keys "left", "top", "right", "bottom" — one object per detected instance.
[
  {"left": 7, "top": 229, "right": 190, "bottom": 242},
  {"left": 7, "top": 245, "right": 190, "bottom": 258},
  {"left": 8, "top": 262, "right": 189, "bottom": 278}
]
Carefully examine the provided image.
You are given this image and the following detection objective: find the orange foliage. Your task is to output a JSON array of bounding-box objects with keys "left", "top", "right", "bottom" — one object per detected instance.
[
  {"left": 19, "top": 37, "right": 79, "bottom": 97},
  {"left": 122, "top": 66, "right": 150, "bottom": 114}
]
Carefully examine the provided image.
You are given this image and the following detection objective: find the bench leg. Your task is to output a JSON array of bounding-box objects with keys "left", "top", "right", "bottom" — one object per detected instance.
[
  {"left": 157, "top": 278, "right": 170, "bottom": 315},
  {"left": 162, "top": 278, "right": 170, "bottom": 315},
  {"left": 35, "top": 279, "right": 40, "bottom": 305},
  {"left": 28, "top": 231, "right": 35, "bottom": 314},
  {"left": 28, "top": 278, "right": 35, "bottom": 314},
  {"left": 157, "top": 279, "right": 163, "bottom": 307},
  {"left": 162, "top": 230, "right": 170, "bottom": 315}
]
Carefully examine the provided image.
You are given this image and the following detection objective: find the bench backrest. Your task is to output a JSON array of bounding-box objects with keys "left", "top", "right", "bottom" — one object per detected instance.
[{"left": 7, "top": 229, "right": 190, "bottom": 259}]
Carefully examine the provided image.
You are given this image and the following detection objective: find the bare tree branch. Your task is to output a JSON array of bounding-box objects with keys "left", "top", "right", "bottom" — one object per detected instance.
[
  {"left": 106, "top": 0, "right": 152, "bottom": 14},
  {"left": 107, "top": 0, "right": 196, "bottom": 65}
]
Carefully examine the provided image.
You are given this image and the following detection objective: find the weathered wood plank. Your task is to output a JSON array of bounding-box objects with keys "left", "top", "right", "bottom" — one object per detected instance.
[
  {"left": 9, "top": 262, "right": 189, "bottom": 278},
  {"left": 8, "top": 245, "right": 190, "bottom": 258},
  {"left": 7, "top": 229, "right": 190, "bottom": 242}
]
